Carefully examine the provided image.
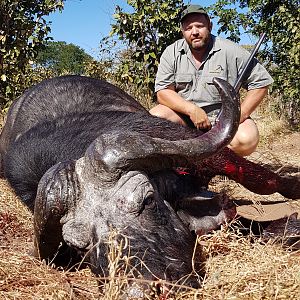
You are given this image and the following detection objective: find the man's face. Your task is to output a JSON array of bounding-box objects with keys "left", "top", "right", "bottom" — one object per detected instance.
[{"left": 181, "top": 13, "right": 212, "bottom": 51}]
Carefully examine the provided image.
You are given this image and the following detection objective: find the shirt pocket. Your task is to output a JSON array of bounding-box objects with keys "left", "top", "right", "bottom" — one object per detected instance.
[
  {"left": 175, "top": 74, "right": 193, "bottom": 99},
  {"left": 201, "top": 74, "right": 227, "bottom": 103}
]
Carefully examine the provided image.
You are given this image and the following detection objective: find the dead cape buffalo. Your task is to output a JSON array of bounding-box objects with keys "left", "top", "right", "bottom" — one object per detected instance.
[{"left": 0, "top": 75, "right": 299, "bottom": 287}]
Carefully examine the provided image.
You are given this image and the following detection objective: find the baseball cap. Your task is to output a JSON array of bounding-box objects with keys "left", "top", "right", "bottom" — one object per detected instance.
[{"left": 180, "top": 4, "right": 209, "bottom": 23}]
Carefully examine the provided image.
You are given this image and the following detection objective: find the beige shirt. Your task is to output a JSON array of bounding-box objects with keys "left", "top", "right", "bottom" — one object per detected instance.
[{"left": 155, "top": 35, "right": 274, "bottom": 108}]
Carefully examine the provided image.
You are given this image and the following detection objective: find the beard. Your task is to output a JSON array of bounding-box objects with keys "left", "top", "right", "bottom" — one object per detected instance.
[{"left": 189, "top": 31, "right": 211, "bottom": 51}]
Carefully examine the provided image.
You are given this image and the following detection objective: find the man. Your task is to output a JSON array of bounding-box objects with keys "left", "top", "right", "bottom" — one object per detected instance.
[{"left": 150, "top": 4, "right": 273, "bottom": 156}]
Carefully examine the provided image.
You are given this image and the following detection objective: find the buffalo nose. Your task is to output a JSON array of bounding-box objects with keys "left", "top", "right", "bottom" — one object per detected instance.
[{"left": 62, "top": 220, "right": 92, "bottom": 250}]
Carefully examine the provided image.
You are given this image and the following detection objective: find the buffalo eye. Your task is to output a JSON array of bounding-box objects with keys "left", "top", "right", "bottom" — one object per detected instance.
[
  {"left": 137, "top": 192, "right": 155, "bottom": 215},
  {"left": 143, "top": 191, "right": 156, "bottom": 210},
  {"left": 144, "top": 194, "right": 154, "bottom": 206}
]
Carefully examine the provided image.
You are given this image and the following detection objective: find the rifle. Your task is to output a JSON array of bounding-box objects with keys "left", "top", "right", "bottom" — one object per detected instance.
[{"left": 233, "top": 32, "right": 267, "bottom": 92}]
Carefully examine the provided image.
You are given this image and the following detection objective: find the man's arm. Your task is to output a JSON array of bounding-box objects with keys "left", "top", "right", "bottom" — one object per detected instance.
[
  {"left": 157, "top": 86, "right": 211, "bottom": 129},
  {"left": 240, "top": 86, "right": 269, "bottom": 123}
]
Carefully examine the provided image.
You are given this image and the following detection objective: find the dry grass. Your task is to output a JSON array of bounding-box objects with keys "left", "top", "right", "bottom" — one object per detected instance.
[
  {"left": 1, "top": 165, "right": 299, "bottom": 299},
  {"left": 1, "top": 102, "right": 300, "bottom": 299},
  {"left": 198, "top": 227, "right": 300, "bottom": 299}
]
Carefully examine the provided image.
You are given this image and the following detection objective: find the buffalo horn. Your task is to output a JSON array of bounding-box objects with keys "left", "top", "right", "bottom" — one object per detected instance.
[{"left": 84, "top": 78, "right": 240, "bottom": 186}]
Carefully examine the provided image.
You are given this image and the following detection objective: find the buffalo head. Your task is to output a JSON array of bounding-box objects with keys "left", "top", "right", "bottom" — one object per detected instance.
[{"left": 32, "top": 77, "right": 240, "bottom": 285}]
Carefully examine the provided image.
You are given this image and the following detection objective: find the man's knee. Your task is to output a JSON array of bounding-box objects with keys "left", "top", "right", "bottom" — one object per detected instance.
[
  {"left": 150, "top": 104, "right": 187, "bottom": 125},
  {"left": 229, "top": 135, "right": 259, "bottom": 156},
  {"left": 229, "top": 119, "right": 259, "bottom": 156},
  {"left": 149, "top": 104, "right": 167, "bottom": 118}
]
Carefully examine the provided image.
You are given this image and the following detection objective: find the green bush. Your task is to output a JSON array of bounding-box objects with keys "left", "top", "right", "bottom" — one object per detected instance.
[{"left": 0, "top": 0, "right": 65, "bottom": 111}]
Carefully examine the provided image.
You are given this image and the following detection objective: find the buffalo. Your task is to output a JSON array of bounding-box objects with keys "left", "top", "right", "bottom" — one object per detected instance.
[{"left": 0, "top": 75, "right": 299, "bottom": 290}]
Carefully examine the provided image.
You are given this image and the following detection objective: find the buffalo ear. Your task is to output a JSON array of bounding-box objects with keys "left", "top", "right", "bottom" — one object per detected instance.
[{"left": 34, "top": 161, "right": 78, "bottom": 260}]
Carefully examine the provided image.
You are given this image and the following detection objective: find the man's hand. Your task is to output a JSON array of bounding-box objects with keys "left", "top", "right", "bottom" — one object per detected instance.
[
  {"left": 156, "top": 87, "right": 212, "bottom": 129},
  {"left": 189, "top": 105, "right": 211, "bottom": 129}
]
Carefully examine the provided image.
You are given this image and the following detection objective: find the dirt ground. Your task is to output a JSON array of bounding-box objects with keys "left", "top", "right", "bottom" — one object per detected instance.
[{"left": 0, "top": 122, "right": 299, "bottom": 299}]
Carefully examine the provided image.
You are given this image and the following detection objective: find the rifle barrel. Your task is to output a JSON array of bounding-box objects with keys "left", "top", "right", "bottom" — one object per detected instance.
[{"left": 233, "top": 32, "right": 267, "bottom": 92}]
